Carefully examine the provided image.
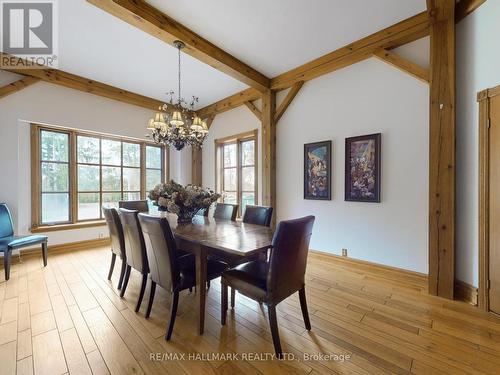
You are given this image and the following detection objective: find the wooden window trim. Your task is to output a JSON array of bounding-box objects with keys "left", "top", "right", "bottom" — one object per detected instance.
[
  {"left": 30, "top": 123, "right": 167, "bottom": 232},
  {"left": 215, "top": 129, "right": 258, "bottom": 216}
]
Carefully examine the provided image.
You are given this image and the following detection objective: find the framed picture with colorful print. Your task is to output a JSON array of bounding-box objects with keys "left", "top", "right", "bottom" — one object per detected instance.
[
  {"left": 345, "top": 133, "right": 381, "bottom": 203},
  {"left": 304, "top": 140, "right": 332, "bottom": 200}
]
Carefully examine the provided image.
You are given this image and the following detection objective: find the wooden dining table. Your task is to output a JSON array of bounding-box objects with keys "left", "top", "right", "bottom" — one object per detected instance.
[{"left": 148, "top": 211, "right": 274, "bottom": 334}]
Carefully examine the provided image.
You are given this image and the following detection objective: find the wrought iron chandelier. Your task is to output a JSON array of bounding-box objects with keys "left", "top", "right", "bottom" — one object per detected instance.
[{"left": 147, "top": 40, "right": 208, "bottom": 151}]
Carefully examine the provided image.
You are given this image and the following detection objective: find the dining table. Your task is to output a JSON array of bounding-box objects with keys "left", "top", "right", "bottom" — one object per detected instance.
[{"left": 148, "top": 211, "right": 274, "bottom": 334}]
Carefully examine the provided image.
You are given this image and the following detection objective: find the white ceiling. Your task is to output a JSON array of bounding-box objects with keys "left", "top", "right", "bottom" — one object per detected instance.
[
  {"left": 6, "top": 0, "right": 427, "bottom": 108},
  {"left": 147, "top": 0, "right": 426, "bottom": 77}
]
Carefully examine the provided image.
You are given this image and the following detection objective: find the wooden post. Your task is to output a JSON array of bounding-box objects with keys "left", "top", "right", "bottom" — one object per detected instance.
[
  {"left": 261, "top": 90, "right": 276, "bottom": 218},
  {"left": 191, "top": 148, "right": 202, "bottom": 186},
  {"left": 428, "top": 0, "right": 456, "bottom": 298}
]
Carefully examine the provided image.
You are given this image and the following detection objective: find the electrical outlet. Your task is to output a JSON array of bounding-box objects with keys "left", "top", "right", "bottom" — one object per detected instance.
[{"left": 342, "top": 248, "right": 348, "bottom": 257}]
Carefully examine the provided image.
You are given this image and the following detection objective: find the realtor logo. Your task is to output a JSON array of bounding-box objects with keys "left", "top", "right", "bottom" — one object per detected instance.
[{"left": 1, "top": 0, "right": 58, "bottom": 68}]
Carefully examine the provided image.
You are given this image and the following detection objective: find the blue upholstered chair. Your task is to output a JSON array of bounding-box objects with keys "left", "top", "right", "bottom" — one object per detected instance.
[{"left": 0, "top": 203, "right": 48, "bottom": 281}]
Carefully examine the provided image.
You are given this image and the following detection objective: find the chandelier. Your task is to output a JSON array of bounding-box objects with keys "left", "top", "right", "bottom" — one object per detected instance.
[{"left": 147, "top": 40, "right": 208, "bottom": 151}]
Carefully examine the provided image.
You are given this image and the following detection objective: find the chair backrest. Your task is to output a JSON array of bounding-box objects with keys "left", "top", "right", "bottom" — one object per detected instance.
[
  {"left": 138, "top": 213, "right": 180, "bottom": 292},
  {"left": 119, "top": 200, "right": 149, "bottom": 212},
  {"left": 213, "top": 203, "right": 238, "bottom": 221},
  {"left": 0, "top": 203, "right": 14, "bottom": 238},
  {"left": 267, "top": 216, "right": 315, "bottom": 303},
  {"left": 102, "top": 207, "right": 125, "bottom": 258},
  {"left": 242, "top": 205, "right": 273, "bottom": 227},
  {"left": 119, "top": 208, "right": 148, "bottom": 273}
]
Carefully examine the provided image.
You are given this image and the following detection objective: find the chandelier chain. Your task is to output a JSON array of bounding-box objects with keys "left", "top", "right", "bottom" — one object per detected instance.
[{"left": 178, "top": 44, "right": 181, "bottom": 105}]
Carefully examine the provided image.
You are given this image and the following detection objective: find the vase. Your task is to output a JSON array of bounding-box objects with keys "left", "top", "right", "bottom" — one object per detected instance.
[{"left": 176, "top": 207, "right": 199, "bottom": 225}]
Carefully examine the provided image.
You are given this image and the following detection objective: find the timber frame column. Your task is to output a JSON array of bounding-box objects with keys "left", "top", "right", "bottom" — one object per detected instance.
[
  {"left": 428, "top": 0, "right": 456, "bottom": 298},
  {"left": 261, "top": 90, "right": 277, "bottom": 221},
  {"left": 191, "top": 147, "right": 202, "bottom": 186}
]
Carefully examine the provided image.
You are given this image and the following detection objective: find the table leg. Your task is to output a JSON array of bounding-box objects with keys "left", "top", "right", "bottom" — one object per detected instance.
[{"left": 195, "top": 246, "right": 207, "bottom": 335}]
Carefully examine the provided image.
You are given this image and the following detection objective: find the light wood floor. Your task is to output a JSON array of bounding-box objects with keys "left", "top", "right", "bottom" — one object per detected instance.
[{"left": 1, "top": 247, "right": 500, "bottom": 375}]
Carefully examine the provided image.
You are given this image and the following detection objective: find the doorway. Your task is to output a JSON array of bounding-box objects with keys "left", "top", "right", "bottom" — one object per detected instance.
[{"left": 478, "top": 84, "right": 500, "bottom": 314}]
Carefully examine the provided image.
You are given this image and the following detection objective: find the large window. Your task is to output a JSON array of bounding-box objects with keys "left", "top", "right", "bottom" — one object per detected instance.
[
  {"left": 32, "top": 124, "right": 166, "bottom": 229},
  {"left": 216, "top": 130, "right": 257, "bottom": 216}
]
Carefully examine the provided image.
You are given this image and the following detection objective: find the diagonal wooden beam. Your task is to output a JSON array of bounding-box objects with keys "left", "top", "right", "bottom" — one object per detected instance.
[
  {"left": 270, "top": 11, "right": 430, "bottom": 90},
  {"left": 373, "top": 48, "right": 429, "bottom": 83},
  {"left": 275, "top": 81, "right": 304, "bottom": 123},
  {"left": 204, "top": 114, "right": 216, "bottom": 129},
  {"left": 197, "top": 88, "right": 261, "bottom": 118},
  {"left": 0, "top": 76, "right": 40, "bottom": 99},
  {"left": 244, "top": 101, "right": 261, "bottom": 121},
  {"left": 1, "top": 53, "right": 166, "bottom": 111},
  {"left": 87, "top": 0, "right": 270, "bottom": 91},
  {"left": 455, "top": 0, "right": 486, "bottom": 23}
]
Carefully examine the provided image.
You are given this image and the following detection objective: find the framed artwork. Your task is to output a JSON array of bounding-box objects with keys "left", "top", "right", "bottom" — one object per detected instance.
[
  {"left": 345, "top": 133, "right": 381, "bottom": 203},
  {"left": 304, "top": 141, "right": 332, "bottom": 200}
]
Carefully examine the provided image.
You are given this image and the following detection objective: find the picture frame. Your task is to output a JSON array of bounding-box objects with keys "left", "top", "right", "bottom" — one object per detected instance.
[
  {"left": 304, "top": 140, "right": 332, "bottom": 200},
  {"left": 345, "top": 133, "right": 381, "bottom": 203}
]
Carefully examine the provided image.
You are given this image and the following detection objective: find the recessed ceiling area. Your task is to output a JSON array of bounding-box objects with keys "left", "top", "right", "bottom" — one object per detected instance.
[{"left": 147, "top": 0, "right": 426, "bottom": 77}]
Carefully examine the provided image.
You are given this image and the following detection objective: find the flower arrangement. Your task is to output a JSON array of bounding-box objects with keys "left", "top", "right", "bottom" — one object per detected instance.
[{"left": 148, "top": 180, "right": 220, "bottom": 224}]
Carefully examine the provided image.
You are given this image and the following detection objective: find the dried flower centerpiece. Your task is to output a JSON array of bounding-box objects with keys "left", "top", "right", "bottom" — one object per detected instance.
[{"left": 148, "top": 180, "right": 220, "bottom": 224}]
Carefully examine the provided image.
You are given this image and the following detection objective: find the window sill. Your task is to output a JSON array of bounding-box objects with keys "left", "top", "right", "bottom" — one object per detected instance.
[{"left": 31, "top": 220, "right": 107, "bottom": 233}]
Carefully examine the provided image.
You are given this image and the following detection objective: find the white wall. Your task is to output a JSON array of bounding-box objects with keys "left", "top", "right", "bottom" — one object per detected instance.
[
  {"left": 0, "top": 71, "right": 186, "bottom": 246},
  {"left": 456, "top": 1, "right": 500, "bottom": 287},
  {"left": 204, "top": 56, "right": 429, "bottom": 273}
]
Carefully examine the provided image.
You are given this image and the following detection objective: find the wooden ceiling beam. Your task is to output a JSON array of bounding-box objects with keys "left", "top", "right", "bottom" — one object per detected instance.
[
  {"left": 244, "top": 101, "right": 262, "bottom": 121},
  {"left": 1, "top": 54, "right": 165, "bottom": 111},
  {"left": 275, "top": 81, "right": 304, "bottom": 123},
  {"left": 197, "top": 88, "right": 261, "bottom": 118},
  {"left": 455, "top": 0, "right": 486, "bottom": 23},
  {"left": 87, "top": 0, "right": 270, "bottom": 91},
  {"left": 373, "top": 48, "right": 429, "bottom": 83},
  {"left": 204, "top": 114, "right": 216, "bottom": 129},
  {"left": 270, "top": 11, "right": 430, "bottom": 90},
  {"left": 0, "top": 76, "right": 40, "bottom": 99}
]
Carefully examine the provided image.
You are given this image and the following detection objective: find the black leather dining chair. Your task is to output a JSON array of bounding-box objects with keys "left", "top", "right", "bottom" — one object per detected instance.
[
  {"left": 221, "top": 215, "right": 315, "bottom": 358},
  {"left": 138, "top": 213, "right": 227, "bottom": 340},
  {"left": 242, "top": 205, "right": 273, "bottom": 227},
  {"left": 102, "top": 207, "right": 127, "bottom": 290},
  {"left": 119, "top": 200, "right": 149, "bottom": 212},
  {"left": 0, "top": 203, "right": 48, "bottom": 281},
  {"left": 119, "top": 208, "right": 149, "bottom": 312},
  {"left": 213, "top": 203, "right": 238, "bottom": 221}
]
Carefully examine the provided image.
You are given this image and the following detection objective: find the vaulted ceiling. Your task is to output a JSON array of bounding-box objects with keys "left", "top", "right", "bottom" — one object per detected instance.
[{"left": 4, "top": 0, "right": 427, "bottom": 109}]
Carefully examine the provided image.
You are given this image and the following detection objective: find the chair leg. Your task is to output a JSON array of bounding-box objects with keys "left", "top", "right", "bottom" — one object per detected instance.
[
  {"left": 267, "top": 304, "right": 283, "bottom": 359},
  {"left": 107, "top": 253, "right": 116, "bottom": 281},
  {"left": 189, "top": 287, "right": 193, "bottom": 293},
  {"left": 230, "top": 287, "right": 235, "bottom": 308},
  {"left": 120, "top": 266, "right": 131, "bottom": 298},
  {"left": 41, "top": 242, "right": 48, "bottom": 267},
  {"left": 165, "top": 291, "right": 179, "bottom": 341},
  {"left": 207, "top": 280, "right": 211, "bottom": 289},
  {"left": 145, "top": 281, "right": 156, "bottom": 319},
  {"left": 221, "top": 282, "right": 228, "bottom": 325},
  {"left": 117, "top": 259, "right": 127, "bottom": 290},
  {"left": 135, "top": 273, "right": 148, "bottom": 312},
  {"left": 299, "top": 287, "right": 311, "bottom": 330},
  {"left": 4, "top": 249, "right": 11, "bottom": 281}
]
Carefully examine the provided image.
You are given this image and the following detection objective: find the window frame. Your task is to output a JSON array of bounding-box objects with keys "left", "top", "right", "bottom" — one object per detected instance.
[
  {"left": 31, "top": 123, "right": 168, "bottom": 232},
  {"left": 215, "top": 129, "right": 258, "bottom": 217}
]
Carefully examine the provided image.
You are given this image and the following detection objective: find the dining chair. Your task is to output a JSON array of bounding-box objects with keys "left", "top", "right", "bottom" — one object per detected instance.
[
  {"left": 213, "top": 203, "right": 238, "bottom": 221},
  {"left": 119, "top": 208, "right": 149, "bottom": 312},
  {"left": 102, "top": 207, "right": 127, "bottom": 290},
  {"left": 242, "top": 205, "right": 273, "bottom": 227},
  {"left": 119, "top": 200, "right": 149, "bottom": 212},
  {"left": 0, "top": 203, "right": 48, "bottom": 281},
  {"left": 138, "top": 213, "right": 227, "bottom": 340},
  {"left": 220, "top": 215, "right": 315, "bottom": 358},
  {"left": 196, "top": 207, "right": 209, "bottom": 217}
]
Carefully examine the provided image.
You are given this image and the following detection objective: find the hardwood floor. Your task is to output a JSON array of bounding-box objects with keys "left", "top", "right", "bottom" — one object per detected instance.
[{"left": 1, "top": 247, "right": 500, "bottom": 375}]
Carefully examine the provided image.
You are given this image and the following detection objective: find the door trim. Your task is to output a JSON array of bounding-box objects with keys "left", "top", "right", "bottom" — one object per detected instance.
[{"left": 478, "top": 84, "right": 500, "bottom": 311}]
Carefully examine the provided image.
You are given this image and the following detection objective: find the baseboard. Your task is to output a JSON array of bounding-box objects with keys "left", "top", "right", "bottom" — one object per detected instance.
[
  {"left": 0, "top": 237, "right": 111, "bottom": 266},
  {"left": 309, "top": 249, "right": 428, "bottom": 289},
  {"left": 454, "top": 279, "right": 478, "bottom": 306}
]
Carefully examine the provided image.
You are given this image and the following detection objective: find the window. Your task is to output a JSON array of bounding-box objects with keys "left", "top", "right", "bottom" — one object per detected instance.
[
  {"left": 32, "top": 124, "right": 166, "bottom": 229},
  {"left": 216, "top": 130, "right": 257, "bottom": 216}
]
